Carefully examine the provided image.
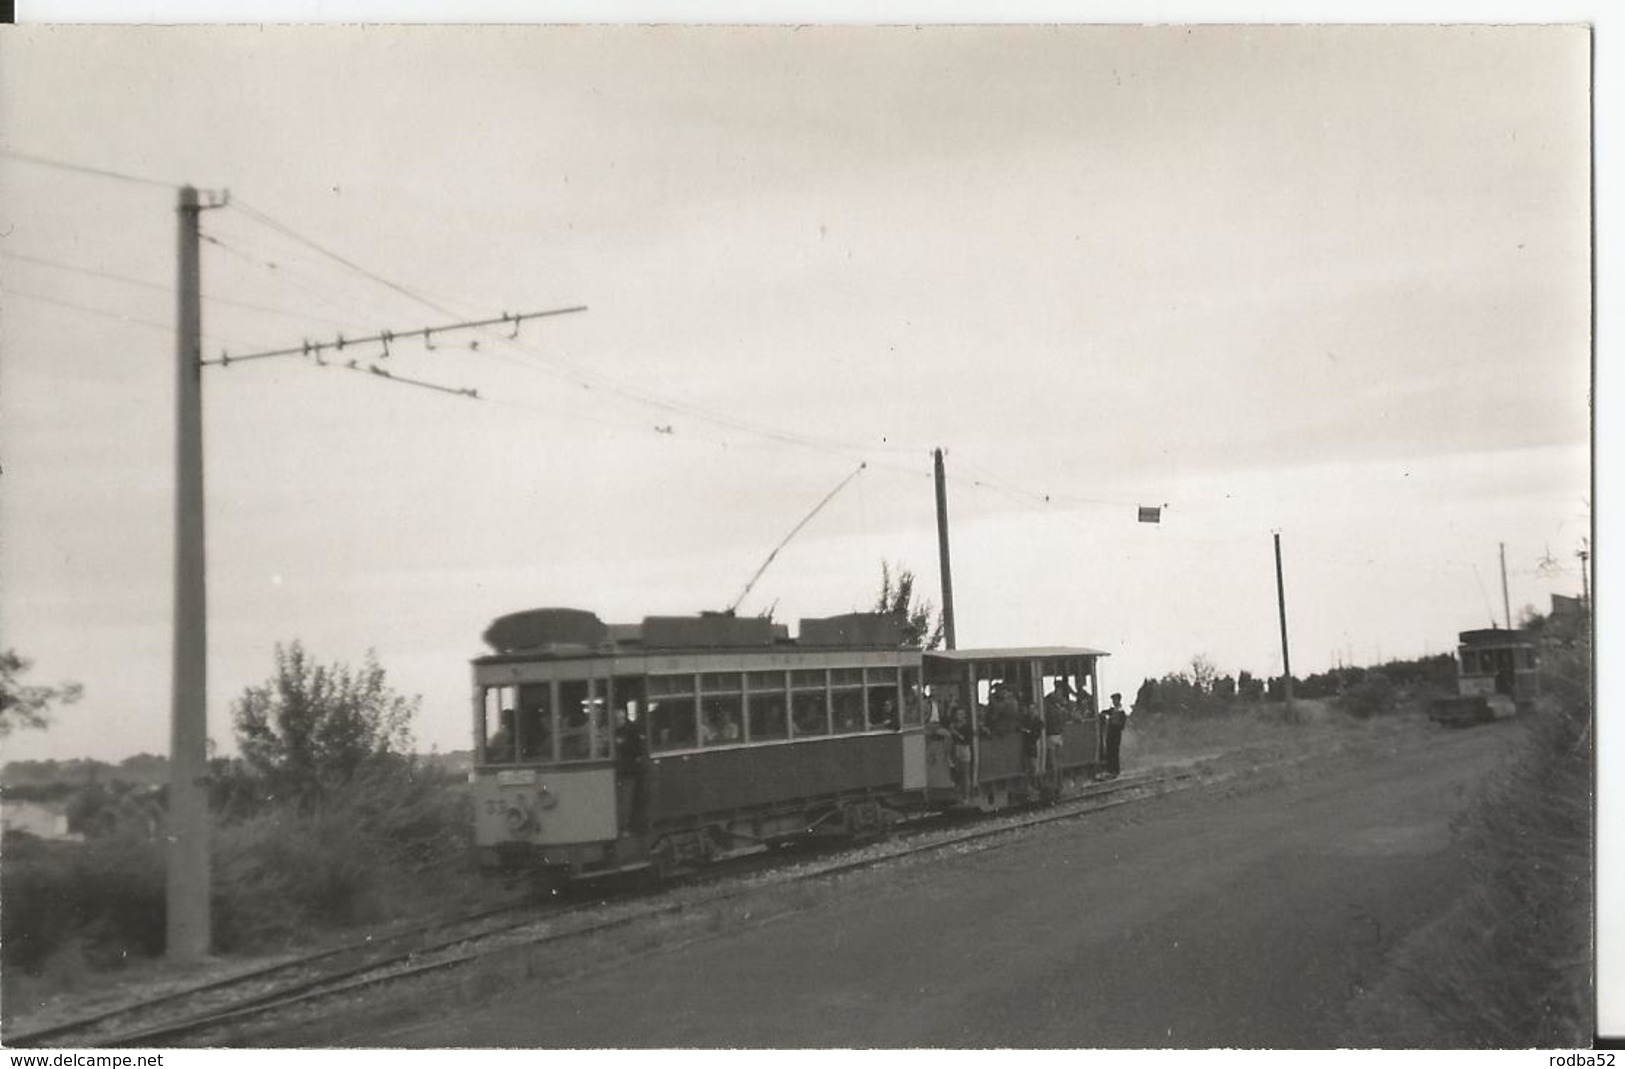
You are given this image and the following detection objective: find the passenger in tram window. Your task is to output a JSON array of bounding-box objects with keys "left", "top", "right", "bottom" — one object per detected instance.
[
  {"left": 518, "top": 705, "right": 552, "bottom": 762},
  {"left": 988, "top": 682, "right": 1020, "bottom": 733},
  {"left": 702, "top": 704, "right": 741, "bottom": 745},
  {"left": 1043, "top": 690, "right": 1069, "bottom": 777},
  {"left": 560, "top": 705, "right": 591, "bottom": 761},
  {"left": 1019, "top": 701, "right": 1044, "bottom": 774},
  {"left": 833, "top": 692, "right": 864, "bottom": 734},
  {"left": 872, "top": 697, "right": 898, "bottom": 731},
  {"left": 486, "top": 708, "right": 516, "bottom": 764}
]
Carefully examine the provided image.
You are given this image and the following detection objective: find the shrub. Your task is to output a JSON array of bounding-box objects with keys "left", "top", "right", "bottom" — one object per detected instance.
[
  {"left": 1, "top": 830, "right": 165, "bottom": 974},
  {"left": 1339, "top": 670, "right": 1398, "bottom": 719},
  {"left": 212, "top": 759, "right": 473, "bottom": 953}
]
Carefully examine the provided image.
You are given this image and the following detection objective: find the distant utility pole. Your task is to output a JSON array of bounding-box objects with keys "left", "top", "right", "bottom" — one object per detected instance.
[
  {"left": 1273, "top": 531, "right": 1294, "bottom": 715},
  {"left": 1500, "top": 541, "right": 1512, "bottom": 630},
  {"left": 169, "top": 185, "right": 212, "bottom": 961},
  {"left": 934, "top": 448, "right": 957, "bottom": 650},
  {"left": 1579, "top": 542, "right": 1591, "bottom": 613}
]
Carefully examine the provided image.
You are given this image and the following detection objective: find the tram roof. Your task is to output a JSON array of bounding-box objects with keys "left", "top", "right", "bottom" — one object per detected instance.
[{"left": 924, "top": 646, "right": 1110, "bottom": 662}]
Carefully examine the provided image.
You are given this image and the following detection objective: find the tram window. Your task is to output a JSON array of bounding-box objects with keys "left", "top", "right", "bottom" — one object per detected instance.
[
  {"left": 648, "top": 698, "right": 698, "bottom": 752},
  {"left": 864, "top": 668, "right": 898, "bottom": 730},
  {"left": 517, "top": 683, "right": 553, "bottom": 762},
  {"left": 558, "top": 679, "right": 610, "bottom": 761},
  {"left": 647, "top": 674, "right": 698, "bottom": 752},
  {"left": 832, "top": 687, "right": 864, "bottom": 734},
  {"left": 702, "top": 696, "right": 743, "bottom": 745},
  {"left": 1042, "top": 671, "right": 1085, "bottom": 724},
  {"left": 791, "top": 684, "right": 830, "bottom": 738},
  {"left": 900, "top": 668, "right": 923, "bottom": 727},
  {"left": 482, "top": 686, "right": 518, "bottom": 764},
  {"left": 747, "top": 687, "right": 789, "bottom": 742},
  {"left": 700, "top": 673, "right": 744, "bottom": 746}
]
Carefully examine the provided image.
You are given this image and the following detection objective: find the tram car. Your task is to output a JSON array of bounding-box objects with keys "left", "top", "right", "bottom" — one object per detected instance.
[
  {"left": 1429, "top": 627, "right": 1541, "bottom": 727},
  {"left": 470, "top": 607, "right": 1109, "bottom": 879}
]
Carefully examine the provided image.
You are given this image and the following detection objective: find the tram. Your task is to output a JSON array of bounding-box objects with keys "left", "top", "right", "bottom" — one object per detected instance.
[
  {"left": 1429, "top": 627, "right": 1541, "bottom": 726},
  {"left": 470, "top": 607, "right": 1109, "bottom": 879}
]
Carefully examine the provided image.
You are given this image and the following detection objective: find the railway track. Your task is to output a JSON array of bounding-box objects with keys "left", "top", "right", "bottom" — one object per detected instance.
[{"left": 7, "top": 763, "right": 1212, "bottom": 1048}]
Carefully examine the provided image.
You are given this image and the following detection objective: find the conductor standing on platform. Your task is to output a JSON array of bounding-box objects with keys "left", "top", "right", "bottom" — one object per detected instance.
[{"left": 1100, "top": 692, "right": 1128, "bottom": 780}]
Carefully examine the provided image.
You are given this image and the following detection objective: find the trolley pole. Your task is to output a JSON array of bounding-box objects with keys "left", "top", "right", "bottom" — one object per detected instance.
[
  {"left": 1500, "top": 541, "right": 1512, "bottom": 630},
  {"left": 168, "top": 185, "right": 211, "bottom": 960},
  {"left": 934, "top": 448, "right": 957, "bottom": 650},
  {"left": 1273, "top": 531, "right": 1294, "bottom": 717}
]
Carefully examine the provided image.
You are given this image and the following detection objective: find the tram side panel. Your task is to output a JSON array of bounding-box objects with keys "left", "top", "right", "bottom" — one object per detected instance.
[
  {"left": 649, "top": 734, "right": 908, "bottom": 825},
  {"left": 1058, "top": 718, "right": 1100, "bottom": 770}
]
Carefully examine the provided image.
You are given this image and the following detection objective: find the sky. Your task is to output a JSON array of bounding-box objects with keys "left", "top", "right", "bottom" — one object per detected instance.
[{"left": 0, "top": 20, "right": 1595, "bottom": 767}]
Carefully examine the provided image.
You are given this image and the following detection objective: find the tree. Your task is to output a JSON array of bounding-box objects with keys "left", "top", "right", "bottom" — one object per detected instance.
[
  {"left": 231, "top": 642, "right": 418, "bottom": 806},
  {"left": 1188, "top": 654, "right": 1219, "bottom": 695},
  {"left": 0, "top": 650, "right": 82, "bottom": 738},
  {"left": 874, "top": 561, "right": 945, "bottom": 650}
]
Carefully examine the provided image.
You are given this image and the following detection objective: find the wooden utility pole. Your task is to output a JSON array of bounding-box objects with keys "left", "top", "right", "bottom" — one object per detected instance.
[
  {"left": 168, "top": 185, "right": 210, "bottom": 960},
  {"left": 1500, "top": 541, "right": 1512, "bottom": 630},
  {"left": 933, "top": 448, "right": 957, "bottom": 650},
  {"left": 1273, "top": 531, "right": 1294, "bottom": 715}
]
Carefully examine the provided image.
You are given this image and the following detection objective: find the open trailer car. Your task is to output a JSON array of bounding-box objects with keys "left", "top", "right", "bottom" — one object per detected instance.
[{"left": 470, "top": 607, "right": 1110, "bottom": 879}]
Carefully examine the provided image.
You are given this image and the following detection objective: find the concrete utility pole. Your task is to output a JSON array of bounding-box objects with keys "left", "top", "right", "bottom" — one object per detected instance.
[
  {"left": 169, "top": 185, "right": 210, "bottom": 960},
  {"left": 1273, "top": 531, "right": 1294, "bottom": 715},
  {"left": 933, "top": 448, "right": 957, "bottom": 650}
]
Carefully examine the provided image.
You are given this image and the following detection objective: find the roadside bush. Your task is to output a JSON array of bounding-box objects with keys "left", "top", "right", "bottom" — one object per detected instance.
[
  {"left": 1339, "top": 669, "right": 1398, "bottom": 719},
  {"left": 212, "top": 759, "right": 473, "bottom": 953},
  {"left": 3, "top": 760, "right": 473, "bottom": 968},
  {"left": 0, "top": 829, "right": 165, "bottom": 974}
]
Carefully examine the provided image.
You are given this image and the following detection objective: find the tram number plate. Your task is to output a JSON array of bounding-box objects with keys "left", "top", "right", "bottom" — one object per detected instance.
[{"left": 496, "top": 770, "right": 538, "bottom": 786}]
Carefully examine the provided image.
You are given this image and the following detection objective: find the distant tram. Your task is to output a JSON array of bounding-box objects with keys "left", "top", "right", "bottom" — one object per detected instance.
[
  {"left": 1429, "top": 627, "right": 1541, "bottom": 727},
  {"left": 470, "top": 607, "right": 1109, "bottom": 879}
]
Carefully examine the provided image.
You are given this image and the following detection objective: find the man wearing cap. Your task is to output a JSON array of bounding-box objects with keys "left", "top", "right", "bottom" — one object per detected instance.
[{"left": 1100, "top": 692, "right": 1128, "bottom": 780}]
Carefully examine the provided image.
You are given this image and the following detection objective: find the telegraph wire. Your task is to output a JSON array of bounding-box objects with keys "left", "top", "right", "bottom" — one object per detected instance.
[
  {"left": 6, "top": 286, "right": 177, "bottom": 335},
  {"left": 0, "top": 148, "right": 180, "bottom": 190},
  {"left": 201, "top": 229, "right": 429, "bottom": 336},
  {"left": 0, "top": 249, "right": 366, "bottom": 331},
  {"left": 6, "top": 286, "right": 253, "bottom": 353},
  {"left": 230, "top": 198, "right": 464, "bottom": 320}
]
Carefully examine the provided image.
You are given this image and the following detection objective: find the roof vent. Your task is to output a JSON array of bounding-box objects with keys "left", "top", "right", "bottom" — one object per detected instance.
[
  {"left": 483, "top": 608, "right": 608, "bottom": 653},
  {"left": 641, "top": 613, "right": 778, "bottom": 649},
  {"left": 798, "top": 613, "right": 906, "bottom": 648}
]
